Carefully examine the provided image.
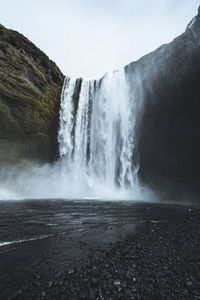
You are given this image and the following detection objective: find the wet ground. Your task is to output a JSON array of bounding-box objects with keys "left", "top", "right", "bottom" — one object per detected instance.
[{"left": 0, "top": 200, "right": 199, "bottom": 299}]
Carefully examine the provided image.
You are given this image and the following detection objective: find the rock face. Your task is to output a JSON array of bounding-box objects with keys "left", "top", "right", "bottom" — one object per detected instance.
[
  {"left": 125, "top": 7, "right": 200, "bottom": 194},
  {"left": 0, "top": 24, "right": 64, "bottom": 163}
]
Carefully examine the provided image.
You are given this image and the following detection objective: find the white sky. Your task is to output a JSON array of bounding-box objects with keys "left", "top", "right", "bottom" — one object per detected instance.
[{"left": 0, "top": 0, "right": 199, "bottom": 78}]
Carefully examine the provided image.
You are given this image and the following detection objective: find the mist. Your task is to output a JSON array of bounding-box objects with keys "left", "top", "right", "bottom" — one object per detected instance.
[{"left": 0, "top": 160, "right": 158, "bottom": 202}]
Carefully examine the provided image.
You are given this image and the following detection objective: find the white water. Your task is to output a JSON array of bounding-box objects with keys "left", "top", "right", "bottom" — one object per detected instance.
[
  {"left": 0, "top": 68, "right": 156, "bottom": 201},
  {"left": 0, "top": 234, "right": 55, "bottom": 247},
  {"left": 58, "top": 68, "right": 140, "bottom": 198}
]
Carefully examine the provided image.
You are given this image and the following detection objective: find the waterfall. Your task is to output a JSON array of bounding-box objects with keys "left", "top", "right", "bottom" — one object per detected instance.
[{"left": 58, "top": 68, "right": 139, "bottom": 198}]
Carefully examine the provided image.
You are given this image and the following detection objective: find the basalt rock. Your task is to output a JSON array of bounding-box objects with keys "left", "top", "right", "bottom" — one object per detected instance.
[
  {"left": 125, "top": 7, "right": 200, "bottom": 195},
  {"left": 0, "top": 24, "right": 64, "bottom": 163}
]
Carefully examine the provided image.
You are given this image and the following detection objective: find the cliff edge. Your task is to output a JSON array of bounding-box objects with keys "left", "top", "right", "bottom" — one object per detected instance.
[
  {"left": 0, "top": 24, "right": 64, "bottom": 163},
  {"left": 125, "top": 7, "right": 200, "bottom": 195}
]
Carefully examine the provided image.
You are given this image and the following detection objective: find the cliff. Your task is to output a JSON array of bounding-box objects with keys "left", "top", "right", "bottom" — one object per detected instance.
[
  {"left": 0, "top": 24, "right": 64, "bottom": 163},
  {"left": 125, "top": 7, "right": 200, "bottom": 194}
]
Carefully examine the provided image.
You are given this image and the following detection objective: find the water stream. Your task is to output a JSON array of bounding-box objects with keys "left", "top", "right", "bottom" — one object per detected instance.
[{"left": 58, "top": 68, "right": 140, "bottom": 198}]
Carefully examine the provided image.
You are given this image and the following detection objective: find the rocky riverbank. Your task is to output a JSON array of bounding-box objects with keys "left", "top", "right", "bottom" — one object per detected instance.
[
  {"left": 0, "top": 201, "right": 199, "bottom": 300},
  {"left": 35, "top": 218, "right": 200, "bottom": 299}
]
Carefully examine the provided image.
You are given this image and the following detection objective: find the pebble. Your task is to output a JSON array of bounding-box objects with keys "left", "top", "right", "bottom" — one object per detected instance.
[
  {"left": 113, "top": 279, "right": 121, "bottom": 286},
  {"left": 8, "top": 218, "right": 200, "bottom": 299},
  {"left": 186, "top": 280, "right": 193, "bottom": 287},
  {"left": 48, "top": 281, "right": 53, "bottom": 288}
]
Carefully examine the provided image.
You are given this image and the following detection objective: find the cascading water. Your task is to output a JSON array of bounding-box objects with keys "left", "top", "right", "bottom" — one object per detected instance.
[{"left": 58, "top": 68, "right": 140, "bottom": 199}]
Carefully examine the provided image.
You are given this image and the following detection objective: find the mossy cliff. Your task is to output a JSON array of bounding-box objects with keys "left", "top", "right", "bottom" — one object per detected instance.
[{"left": 0, "top": 24, "right": 64, "bottom": 163}]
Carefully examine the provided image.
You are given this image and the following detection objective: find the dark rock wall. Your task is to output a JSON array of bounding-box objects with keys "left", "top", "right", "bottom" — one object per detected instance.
[
  {"left": 0, "top": 24, "right": 64, "bottom": 163},
  {"left": 125, "top": 7, "right": 200, "bottom": 193}
]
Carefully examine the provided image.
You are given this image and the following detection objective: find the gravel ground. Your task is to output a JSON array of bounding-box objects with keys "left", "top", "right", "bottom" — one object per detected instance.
[{"left": 13, "top": 212, "right": 200, "bottom": 300}]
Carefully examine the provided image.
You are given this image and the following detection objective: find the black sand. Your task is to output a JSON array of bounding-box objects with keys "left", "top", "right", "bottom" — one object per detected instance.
[{"left": 0, "top": 200, "right": 199, "bottom": 299}]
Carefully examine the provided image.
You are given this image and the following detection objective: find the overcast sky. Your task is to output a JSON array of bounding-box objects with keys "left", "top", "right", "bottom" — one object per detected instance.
[{"left": 1, "top": 0, "right": 199, "bottom": 78}]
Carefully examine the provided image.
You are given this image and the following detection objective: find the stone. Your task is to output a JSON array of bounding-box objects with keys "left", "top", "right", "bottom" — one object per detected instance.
[{"left": 113, "top": 279, "right": 121, "bottom": 286}]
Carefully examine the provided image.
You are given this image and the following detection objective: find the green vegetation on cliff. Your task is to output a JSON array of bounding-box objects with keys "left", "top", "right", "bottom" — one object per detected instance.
[{"left": 0, "top": 23, "right": 64, "bottom": 162}]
